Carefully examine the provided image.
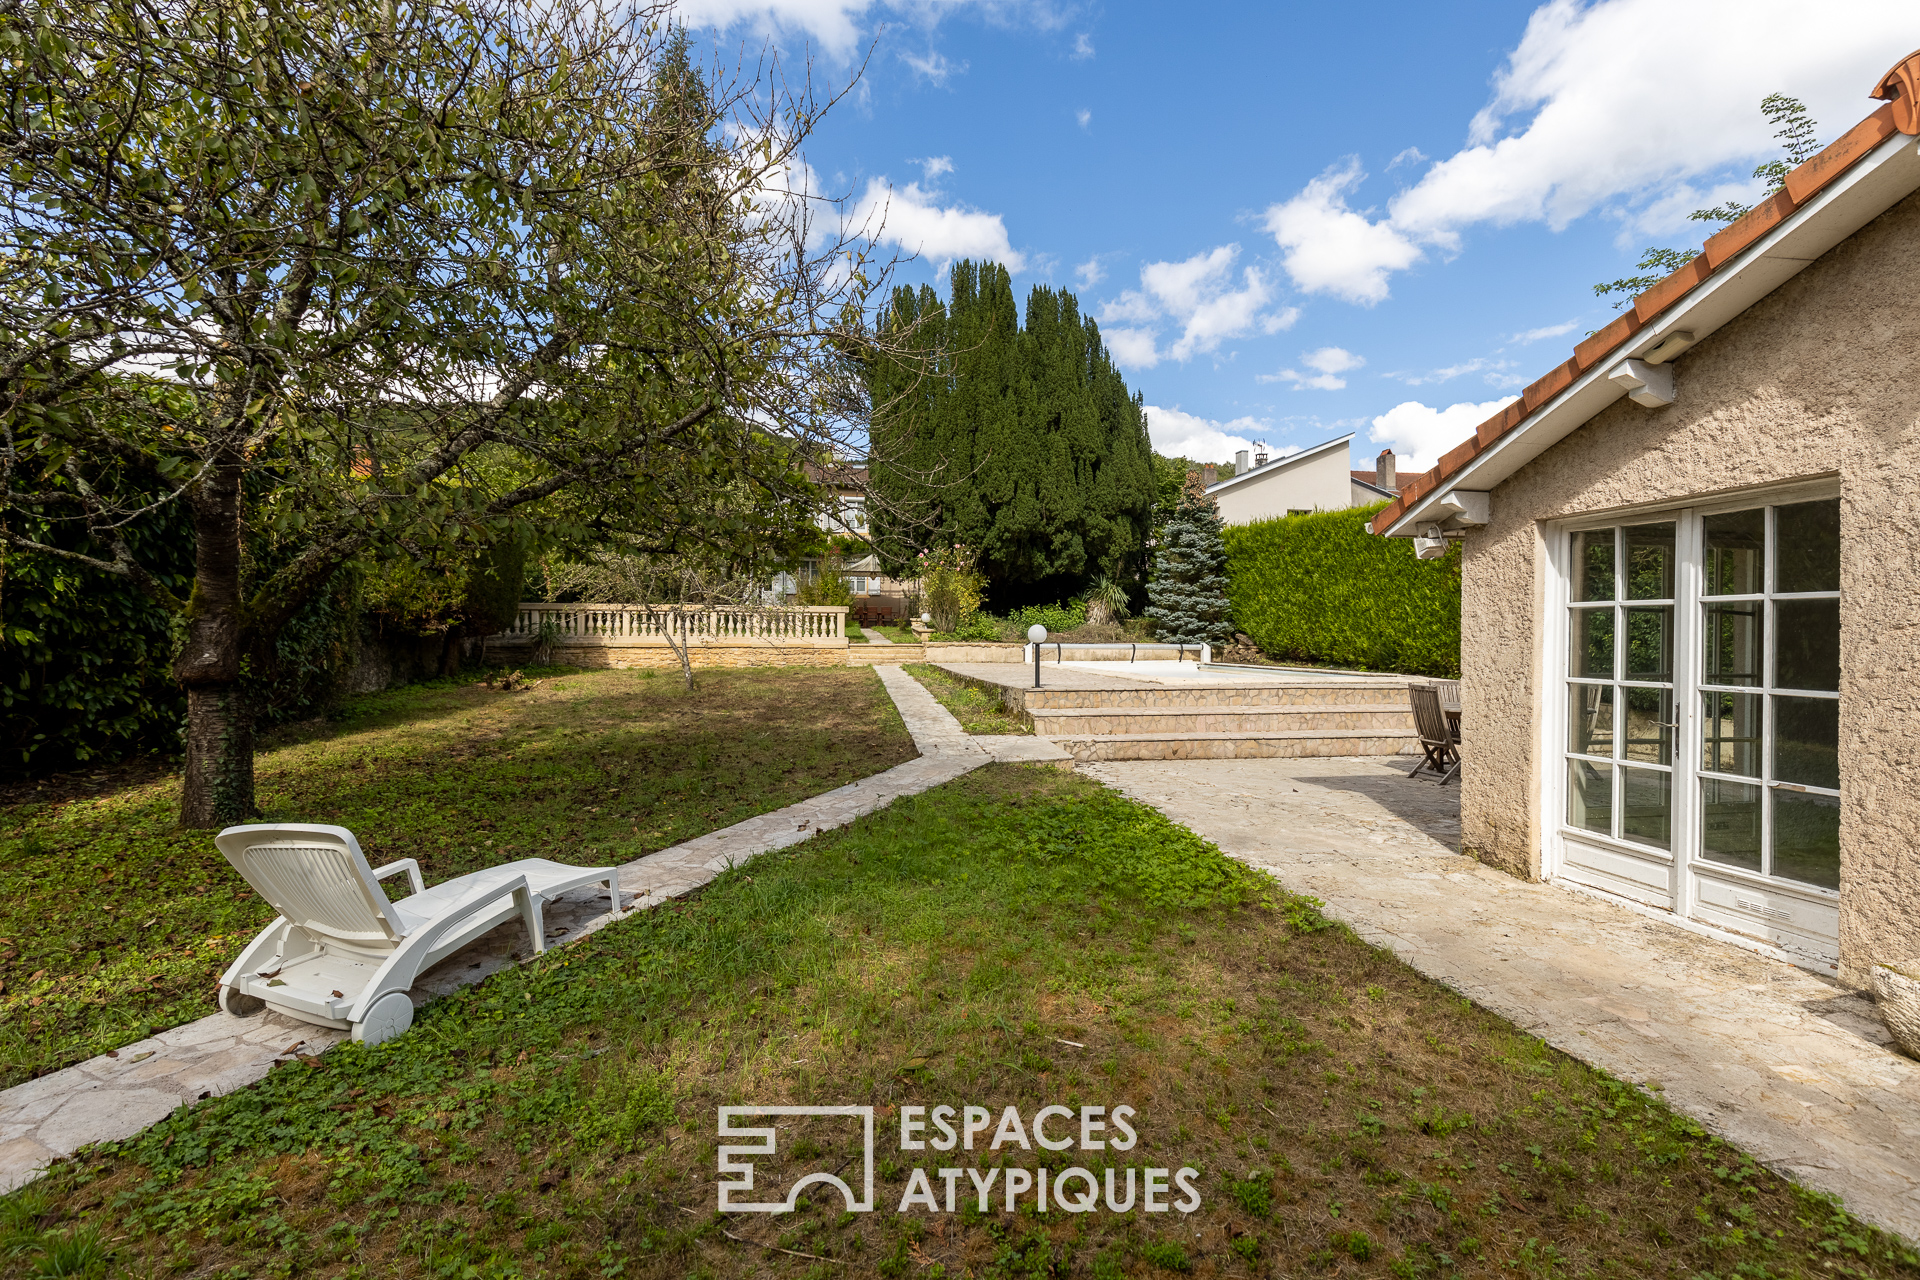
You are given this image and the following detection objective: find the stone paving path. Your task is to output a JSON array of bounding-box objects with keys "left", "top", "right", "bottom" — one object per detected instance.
[
  {"left": 1081, "top": 755, "right": 1920, "bottom": 1243},
  {"left": 0, "top": 664, "right": 1055, "bottom": 1192}
]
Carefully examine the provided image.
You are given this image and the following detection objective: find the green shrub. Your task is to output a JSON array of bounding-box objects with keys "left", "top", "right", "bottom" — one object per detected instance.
[{"left": 1223, "top": 502, "right": 1460, "bottom": 677}]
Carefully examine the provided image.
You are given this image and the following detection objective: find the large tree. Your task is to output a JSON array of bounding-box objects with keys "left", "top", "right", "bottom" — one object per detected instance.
[
  {"left": 863, "top": 261, "right": 1154, "bottom": 609},
  {"left": 0, "top": 0, "right": 875, "bottom": 824}
]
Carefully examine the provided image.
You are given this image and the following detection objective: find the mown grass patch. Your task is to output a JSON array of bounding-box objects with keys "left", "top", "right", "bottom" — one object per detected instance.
[
  {"left": 904, "top": 663, "right": 1030, "bottom": 735},
  {"left": 7, "top": 766, "right": 1916, "bottom": 1279},
  {"left": 0, "top": 666, "right": 911, "bottom": 1086}
]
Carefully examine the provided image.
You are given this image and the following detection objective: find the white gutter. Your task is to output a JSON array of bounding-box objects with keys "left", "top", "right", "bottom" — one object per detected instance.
[{"left": 1381, "top": 129, "right": 1920, "bottom": 538}]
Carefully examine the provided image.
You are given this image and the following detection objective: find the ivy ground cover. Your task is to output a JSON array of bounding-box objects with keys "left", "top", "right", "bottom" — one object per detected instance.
[
  {"left": 0, "top": 667, "right": 913, "bottom": 1087},
  {"left": 8, "top": 767, "right": 1917, "bottom": 1278}
]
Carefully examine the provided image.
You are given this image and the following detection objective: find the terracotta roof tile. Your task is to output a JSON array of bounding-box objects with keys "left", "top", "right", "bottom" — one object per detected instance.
[
  {"left": 1439, "top": 437, "right": 1479, "bottom": 480},
  {"left": 1630, "top": 253, "right": 1714, "bottom": 325},
  {"left": 1521, "top": 359, "right": 1578, "bottom": 414},
  {"left": 1703, "top": 188, "right": 1798, "bottom": 268},
  {"left": 1787, "top": 103, "right": 1899, "bottom": 203},
  {"left": 1370, "top": 47, "right": 1920, "bottom": 539},
  {"left": 1573, "top": 313, "right": 1643, "bottom": 371},
  {"left": 1476, "top": 400, "right": 1526, "bottom": 447},
  {"left": 1873, "top": 50, "right": 1920, "bottom": 134}
]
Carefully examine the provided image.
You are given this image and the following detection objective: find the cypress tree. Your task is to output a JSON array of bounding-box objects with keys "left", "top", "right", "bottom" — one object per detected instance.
[
  {"left": 1146, "top": 472, "right": 1235, "bottom": 646},
  {"left": 866, "top": 261, "right": 1153, "bottom": 608}
]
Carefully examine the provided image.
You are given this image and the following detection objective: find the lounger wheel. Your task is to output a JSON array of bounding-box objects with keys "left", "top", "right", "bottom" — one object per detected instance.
[{"left": 352, "top": 991, "right": 415, "bottom": 1046}]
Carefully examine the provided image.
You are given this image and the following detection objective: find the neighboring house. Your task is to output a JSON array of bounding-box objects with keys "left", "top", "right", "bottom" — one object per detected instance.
[
  {"left": 799, "top": 461, "right": 915, "bottom": 619},
  {"left": 1207, "top": 434, "right": 1392, "bottom": 525},
  {"left": 1369, "top": 49, "right": 1920, "bottom": 987}
]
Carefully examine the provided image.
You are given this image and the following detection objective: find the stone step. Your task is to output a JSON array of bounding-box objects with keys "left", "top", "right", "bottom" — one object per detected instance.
[
  {"left": 1031, "top": 704, "right": 1415, "bottom": 736},
  {"left": 1047, "top": 730, "right": 1422, "bottom": 763},
  {"left": 1022, "top": 682, "right": 1415, "bottom": 710}
]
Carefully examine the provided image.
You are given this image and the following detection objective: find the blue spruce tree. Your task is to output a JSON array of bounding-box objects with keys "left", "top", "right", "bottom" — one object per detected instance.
[{"left": 1146, "top": 471, "right": 1235, "bottom": 646}]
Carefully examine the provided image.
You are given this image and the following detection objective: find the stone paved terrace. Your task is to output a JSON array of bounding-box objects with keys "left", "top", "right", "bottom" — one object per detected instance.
[
  {"left": 0, "top": 664, "right": 1060, "bottom": 1192},
  {"left": 1081, "top": 755, "right": 1920, "bottom": 1243}
]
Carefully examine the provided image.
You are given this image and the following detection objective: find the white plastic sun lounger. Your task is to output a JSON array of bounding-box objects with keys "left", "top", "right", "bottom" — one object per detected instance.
[{"left": 214, "top": 823, "right": 619, "bottom": 1045}]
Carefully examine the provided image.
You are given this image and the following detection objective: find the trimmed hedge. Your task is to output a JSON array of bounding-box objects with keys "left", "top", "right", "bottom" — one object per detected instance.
[{"left": 1223, "top": 502, "right": 1461, "bottom": 677}]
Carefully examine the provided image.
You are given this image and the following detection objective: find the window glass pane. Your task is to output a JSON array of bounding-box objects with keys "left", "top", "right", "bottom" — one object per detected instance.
[
  {"left": 1702, "top": 692, "right": 1761, "bottom": 777},
  {"left": 1700, "top": 778, "right": 1762, "bottom": 871},
  {"left": 1570, "top": 608, "right": 1614, "bottom": 679},
  {"left": 1571, "top": 530, "right": 1616, "bottom": 602},
  {"left": 1568, "top": 684, "right": 1614, "bottom": 756},
  {"left": 1621, "top": 767, "right": 1672, "bottom": 851},
  {"left": 1773, "top": 696, "right": 1839, "bottom": 790},
  {"left": 1702, "top": 602, "right": 1763, "bottom": 686},
  {"left": 1623, "top": 606, "right": 1673, "bottom": 680},
  {"left": 1774, "top": 599, "right": 1839, "bottom": 692},
  {"left": 1771, "top": 791, "right": 1839, "bottom": 890},
  {"left": 1775, "top": 499, "right": 1839, "bottom": 593},
  {"left": 1703, "top": 508, "right": 1765, "bottom": 595},
  {"left": 1566, "top": 759, "right": 1613, "bottom": 835},
  {"left": 1620, "top": 687, "right": 1672, "bottom": 763},
  {"left": 1623, "top": 522, "right": 1676, "bottom": 599}
]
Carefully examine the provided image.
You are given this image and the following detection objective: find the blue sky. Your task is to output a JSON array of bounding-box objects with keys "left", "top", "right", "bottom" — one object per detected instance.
[{"left": 683, "top": 0, "right": 1917, "bottom": 471}]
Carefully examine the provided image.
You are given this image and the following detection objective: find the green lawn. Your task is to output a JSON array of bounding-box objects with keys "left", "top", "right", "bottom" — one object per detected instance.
[
  {"left": 0, "top": 666, "right": 912, "bottom": 1087},
  {"left": 905, "top": 663, "right": 1032, "bottom": 735},
  {"left": 8, "top": 766, "right": 1916, "bottom": 1280}
]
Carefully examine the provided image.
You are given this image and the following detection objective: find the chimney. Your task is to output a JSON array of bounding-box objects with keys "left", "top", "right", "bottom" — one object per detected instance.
[
  {"left": 1254, "top": 448, "right": 1269, "bottom": 467},
  {"left": 1376, "top": 448, "right": 1397, "bottom": 491},
  {"left": 1234, "top": 450, "right": 1249, "bottom": 473},
  {"left": 1200, "top": 463, "right": 1218, "bottom": 487}
]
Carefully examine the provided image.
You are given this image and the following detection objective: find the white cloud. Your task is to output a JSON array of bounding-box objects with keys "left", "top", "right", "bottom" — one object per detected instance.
[
  {"left": 1385, "top": 357, "right": 1524, "bottom": 388},
  {"left": 847, "top": 178, "right": 1025, "bottom": 270},
  {"left": 1510, "top": 321, "right": 1576, "bottom": 344},
  {"left": 1262, "top": 0, "right": 1916, "bottom": 303},
  {"left": 1263, "top": 159, "right": 1422, "bottom": 305},
  {"left": 1073, "top": 256, "right": 1106, "bottom": 289},
  {"left": 1261, "top": 346, "right": 1366, "bottom": 391},
  {"left": 1143, "top": 405, "right": 1293, "bottom": 464},
  {"left": 1103, "top": 327, "right": 1161, "bottom": 369},
  {"left": 1100, "top": 245, "right": 1297, "bottom": 364},
  {"left": 917, "top": 155, "right": 955, "bottom": 181},
  {"left": 1071, "top": 32, "right": 1095, "bottom": 59},
  {"left": 902, "top": 48, "right": 966, "bottom": 85},
  {"left": 1075, "top": 107, "right": 1092, "bottom": 129},
  {"left": 675, "top": 0, "right": 1074, "bottom": 60},
  {"left": 1387, "top": 146, "right": 1428, "bottom": 170},
  {"left": 1368, "top": 396, "right": 1518, "bottom": 472}
]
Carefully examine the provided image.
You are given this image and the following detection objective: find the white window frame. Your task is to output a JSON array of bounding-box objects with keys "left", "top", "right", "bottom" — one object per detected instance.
[{"left": 1540, "top": 477, "right": 1842, "bottom": 927}]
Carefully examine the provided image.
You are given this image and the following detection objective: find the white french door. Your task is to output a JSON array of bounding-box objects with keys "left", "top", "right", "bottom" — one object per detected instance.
[{"left": 1552, "top": 487, "right": 1841, "bottom": 967}]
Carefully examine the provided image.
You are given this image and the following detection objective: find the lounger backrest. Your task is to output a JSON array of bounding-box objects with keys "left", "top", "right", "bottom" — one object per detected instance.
[{"left": 214, "top": 824, "right": 405, "bottom": 946}]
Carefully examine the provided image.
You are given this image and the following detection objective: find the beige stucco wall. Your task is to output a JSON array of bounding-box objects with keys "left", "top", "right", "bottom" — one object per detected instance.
[
  {"left": 1460, "top": 188, "right": 1920, "bottom": 988},
  {"left": 1212, "top": 446, "right": 1355, "bottom": 525}
]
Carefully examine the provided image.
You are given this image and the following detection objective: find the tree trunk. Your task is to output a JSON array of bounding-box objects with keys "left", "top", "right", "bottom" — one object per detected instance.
[{"left": 176, "top": 455, "right": 254, "bottom": 828}]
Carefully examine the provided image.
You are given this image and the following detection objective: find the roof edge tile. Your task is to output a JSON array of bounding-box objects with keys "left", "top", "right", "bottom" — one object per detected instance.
[
  {"left": 1632, "top": 254, "right": 1714, "bottom": 325},
  {"left": 1704, "top": 188, "right": 1798, "bottom": 269},
  {"left": 1871, "top": 48, "right": 1920, "bottom": 134},
  {"left": 1788, "top": 103, "right": 1900, "bottom": 203},
  {"left": 1573, "top": 313, "right": 1644, "bottom": 371},
  {"left": 1372, "top": 51, "right": 1920, "bottom": 540}
]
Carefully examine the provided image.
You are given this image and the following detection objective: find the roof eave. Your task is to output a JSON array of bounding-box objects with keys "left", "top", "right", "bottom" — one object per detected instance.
[{"left": 1378, "top": 127, "right": 1920, "bottom": 538}]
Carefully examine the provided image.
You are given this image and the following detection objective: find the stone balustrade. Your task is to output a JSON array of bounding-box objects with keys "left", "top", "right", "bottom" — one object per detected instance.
[{"left": 499, "top": 603, "right": 848, "bottom": 645}]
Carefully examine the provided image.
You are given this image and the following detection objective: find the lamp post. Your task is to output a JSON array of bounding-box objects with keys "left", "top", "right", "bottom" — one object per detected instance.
[{"left": 1028, "top": 623, "right": 1047, "bottom": 689}]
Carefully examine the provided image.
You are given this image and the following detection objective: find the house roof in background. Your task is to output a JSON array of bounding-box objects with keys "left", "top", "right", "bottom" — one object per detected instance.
[
  {"left": 1371, "top": 48, "right": 1920, "bottom": 539},
  {"left": 1206, "top": 433, "right": 1355, "bottom": 495},
  {"left": 1351, "top": 469, "right": 1399, "bottom": 493}
]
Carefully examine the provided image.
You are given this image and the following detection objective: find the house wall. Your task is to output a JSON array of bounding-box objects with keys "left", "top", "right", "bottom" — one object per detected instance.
[
  {"left": 1460, "top": 189, "right": 1920, "bottom": 988},
  {"left": 1213, "top": 448, "right": 1355, "bottom": 526}
]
